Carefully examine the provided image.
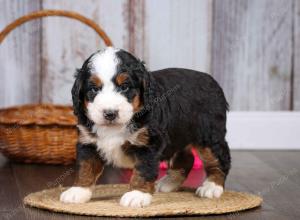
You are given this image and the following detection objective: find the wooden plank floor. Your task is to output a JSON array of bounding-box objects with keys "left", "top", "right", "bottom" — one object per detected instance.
[{"left": 0, "top": 151, "right": 299, "bottom": 220}]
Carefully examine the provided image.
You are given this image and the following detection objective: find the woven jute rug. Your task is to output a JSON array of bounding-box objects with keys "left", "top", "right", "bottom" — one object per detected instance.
[{"left": 24, "top": 184, "right": 262, "bottom": 217}]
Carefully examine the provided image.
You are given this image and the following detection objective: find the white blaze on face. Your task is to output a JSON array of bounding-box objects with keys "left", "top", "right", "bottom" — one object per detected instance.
[{"left": 86, "top": 47, "right": 134, "bottom": 125}]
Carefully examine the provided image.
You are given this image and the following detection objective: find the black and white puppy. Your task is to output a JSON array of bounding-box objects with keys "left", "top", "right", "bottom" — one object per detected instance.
[{"left": 60, "top": 47, "right": 231, "bottom": 208}]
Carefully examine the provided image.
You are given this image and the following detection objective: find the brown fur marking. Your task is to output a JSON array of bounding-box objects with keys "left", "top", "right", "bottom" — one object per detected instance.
[
  {"left": 84, "top": 99, "right": 89, "bottom": 109},
  {"left": 115, "top": 72, "right": 129, "bottom": 85},
  {"left": 125, "top": 127, "right": 149, "bottom": 146},
  {"left": 121, "top": 140, "right": 132, "bottom": 153},
  {"left": 170, "top": 149, "right": 194, "bottom": 177},
  {"left": 156, "top": 149, "right": 194, "bottom": 189},
  {"left": 130, "top": 169, "right": 155, "bottom": 193},
  {"left": 74, "top": 157, "right": 103, "bottom": 187},
  {"left": 132, "top": 94, "right": 142, "bottom": 112},
  {"left": 90, "top": 74, "right": 102, "bottom": 87},
  {"left": 167, "top": 169, "right": 186, "bottom": 183},
  {"left": 135, "top": 127, "right": 149, "bottom": 145},
  {"left": 197, "top": 147, "right": 225, "bottom": 186},
  {"left": 77, "top": 125, "right": 97, "bottom": 144}
]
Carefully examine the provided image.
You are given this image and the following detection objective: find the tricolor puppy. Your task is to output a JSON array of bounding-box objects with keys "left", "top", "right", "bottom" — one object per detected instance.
[{"left": 60, "top": 47, "right": 231, "bottom": 208}]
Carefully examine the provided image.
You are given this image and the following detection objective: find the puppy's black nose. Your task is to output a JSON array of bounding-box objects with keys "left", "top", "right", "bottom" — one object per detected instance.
[{"left": 103, "top": 110, "right": 118, "bottom": 121}]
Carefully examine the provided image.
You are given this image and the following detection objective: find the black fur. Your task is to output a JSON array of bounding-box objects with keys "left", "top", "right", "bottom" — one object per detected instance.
[{"left": 136, "top": 68, "right": 231, "bottom": 179}]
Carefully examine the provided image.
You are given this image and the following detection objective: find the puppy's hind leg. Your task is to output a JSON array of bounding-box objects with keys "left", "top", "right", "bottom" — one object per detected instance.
[
  {"left": 156, "top": 148, "right": 194, "bottom": 193},
  {"left": 195, "top": 142, "right": 231, "bottom": 198}
]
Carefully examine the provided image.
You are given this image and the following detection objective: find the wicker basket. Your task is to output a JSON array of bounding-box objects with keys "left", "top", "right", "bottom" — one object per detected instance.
[{"left": 0, "top": 10, "right": 113, "bottom": 165}]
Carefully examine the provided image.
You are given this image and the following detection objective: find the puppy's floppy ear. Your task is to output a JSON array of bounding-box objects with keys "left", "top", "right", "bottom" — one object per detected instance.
[
  {"left": 72, "top": 66, "right": 94, "bottom": 128},
  {"left": 71, "top": 68, "right": 84, "bottom": 117},
  {"left": 137, "top": 62, "right": 155, "bottom": 109},
  {"left": 72, "top": 52, "right": 96, "bottom": 117}
]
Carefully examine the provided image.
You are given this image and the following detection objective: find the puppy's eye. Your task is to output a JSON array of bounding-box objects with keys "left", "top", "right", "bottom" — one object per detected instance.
[
  {"left": 120, "top": 84, "right": 129, "bottom": 92},
  {"left": 87, "top": 87, "right": 100, "bottom": 100},
  {"left": 91, "top": 87, "right": 98, "bottom": 93},
  {"left": 90, "top": 85, "right": 102, "bottom": 93}
]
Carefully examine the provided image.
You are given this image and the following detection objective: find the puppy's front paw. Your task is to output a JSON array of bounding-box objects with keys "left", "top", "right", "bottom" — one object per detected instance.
[
  {"left": 60, "top": 187, "right": 92, "bottom": 203},
  {"left": 120, "top": 190, "right": 152, "bottom": 208},
  {"left": 195, "top": 180, "right": 223, "bottom": 198}
]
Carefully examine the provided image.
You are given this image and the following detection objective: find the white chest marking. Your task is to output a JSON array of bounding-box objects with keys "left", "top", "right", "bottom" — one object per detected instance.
[{"left": 93, "top": 125, "right": 134, "bottom": 168}]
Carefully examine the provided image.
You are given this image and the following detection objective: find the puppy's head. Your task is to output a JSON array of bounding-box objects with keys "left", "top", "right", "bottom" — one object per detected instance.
[{"left": 72, "top": 47, "right": 150, "bottom": 127}]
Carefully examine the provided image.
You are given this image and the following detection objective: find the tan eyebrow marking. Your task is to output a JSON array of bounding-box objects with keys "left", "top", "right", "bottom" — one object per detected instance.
[
  {"left": 116, "top": 72, "right": 129, "bottom": 85},
  {"left": 90, "top": 74, "right": 102, "bottom": 87}
]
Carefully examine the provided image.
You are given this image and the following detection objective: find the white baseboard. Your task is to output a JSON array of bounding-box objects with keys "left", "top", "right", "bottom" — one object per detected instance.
[{"left": 227, "top": 112, "right": 300, "bottom": 150}]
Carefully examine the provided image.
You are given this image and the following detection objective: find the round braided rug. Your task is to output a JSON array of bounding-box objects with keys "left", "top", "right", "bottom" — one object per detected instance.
[{"left": 24, "top": 184, "right": 262, "bottom": 217}]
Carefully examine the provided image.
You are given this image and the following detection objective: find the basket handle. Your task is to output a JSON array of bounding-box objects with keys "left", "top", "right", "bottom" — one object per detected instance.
[{"left": 0, "top": 9, "right": 113, "bottom": 46}]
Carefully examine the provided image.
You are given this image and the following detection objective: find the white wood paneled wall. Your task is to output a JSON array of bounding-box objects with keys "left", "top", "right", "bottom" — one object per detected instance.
[
  {"left": 294, "top": 0, "right": 300, "bottom": 110},
  {"left": 212, "top": 0, "right": 294, "bottom": 111},
  {"left": 141, "top": 0, "right": 212, "bottom": 72},
  {"left": 41, "top": 0, "right": 128, "bottom": 104},
  {"left": 0, "top": 0, "right": 41, "bottom": 107},
  {"left": 0, "top": 0, "right": 299, "bottom": 110}
]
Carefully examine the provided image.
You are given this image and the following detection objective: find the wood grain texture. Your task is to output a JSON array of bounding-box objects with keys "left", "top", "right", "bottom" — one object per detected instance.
[
  {"left": 0, "top": 0, "right": 41, "bottom": 108},
  {"left": 212, "top": 0, "right": 293, "bottom": 111},
  {"left": 1, "top": 0, "right": 299, "bottom": 111},
  {"left": 0, "top": 157, "right": 22, "bottom": 213},
  {"left": 228, "top": 151, "right": 300, "bottom": 219},
  {"left": 294, "top": 0, "right": 300, "bottom": 110},
  {"left": 0, "top": 154, "right": 26, "bottom": 219},
  {"left": 142, "top": 0, "right": 212, "bottom": 72},
  {"left": 41, "top": 0, "right": 127, "bottom": 104},
  {"left": 1, "top": 151, "right": 300, "bottom": 219},
  {"left": 252, "top": 151, "right": 300, "bottom": 186},
  {"left": 11, "top": 163, "right": 97, "bottom": 220},
  {"left": 123, "top": 0, "right": 146, "bottom": 59}
]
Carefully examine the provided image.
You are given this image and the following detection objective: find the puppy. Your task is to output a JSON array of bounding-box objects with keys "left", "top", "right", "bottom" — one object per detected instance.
[{"left": 60, "top": 47, "right": 231, "bottom": 208}]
